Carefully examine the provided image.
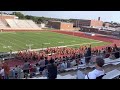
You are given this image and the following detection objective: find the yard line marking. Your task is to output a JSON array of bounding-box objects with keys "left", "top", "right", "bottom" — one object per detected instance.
[
  {"left": 64, "top": 41, "right": 103, "bottom": 47},
  {"left": 58, "top": 42, "right": 64, "bottom": 43},
  {"left": 0, "top": 37, "right": 24, "bottom": 49},
  {"left": 5, "top": 34, "right": 27, "bottom": 45},
  {"left": 71, "top": 41, "right": 76, "bottom": 42},
  {"left": 43, "top": 43, "right": 50, "bottom": 44}
]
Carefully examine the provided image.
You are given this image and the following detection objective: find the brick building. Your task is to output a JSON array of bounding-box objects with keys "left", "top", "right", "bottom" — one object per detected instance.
[
  {"left": 48, "top": 21, "right": 74, "bottom": 30},
  {"left": 73, "top": 17, "right": 103, "bottom": 27},
  {"left": 103, "top": 22, "right": 111, "bottom": 27}
]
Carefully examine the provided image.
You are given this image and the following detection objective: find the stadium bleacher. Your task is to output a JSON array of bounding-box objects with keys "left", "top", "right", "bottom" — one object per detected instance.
[
  {"left": 6, "top": 19, "right": 19, "bottom": 28},
  {"left": 0, "top": 20, "right": 8, "bottom": 28},
  {"left": 5, "top": 19, "right": 40, "bottom": 29},
  {"left": 26, "top": 20, "right": 39, "bottom": 28}
]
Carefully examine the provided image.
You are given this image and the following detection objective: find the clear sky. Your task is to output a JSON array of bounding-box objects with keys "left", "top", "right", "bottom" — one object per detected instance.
[{"left": 4, "top": 11, "right": 120, "bottom": 23}]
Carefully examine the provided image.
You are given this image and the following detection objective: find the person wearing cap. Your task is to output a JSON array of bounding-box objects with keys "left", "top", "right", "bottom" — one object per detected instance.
[{"left": 85, "top": 57, "right": 105, "bottom": 79}]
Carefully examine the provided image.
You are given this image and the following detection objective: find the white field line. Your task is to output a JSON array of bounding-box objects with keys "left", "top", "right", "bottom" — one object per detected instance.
[
  {"left": 51, "top": 31, "right": 101, "bottom": 42},
  {"left": 60, "top": 41, "right": 103, "bottom": 47},
  {"left": 0, "top": 37, "right": 24, "bottom": 50},
  {"left": 11, "top": 41, "right": 103, "bottom": 53},
  {"left": 43, "top": 43, "right": 50, "bottom": 44},
  {"left": 58, "top": 42, "right": 64, "bottom": 43},
  {"left": 71, "top": 41, "right": 76, "bottom": 42},
  {"left": 0, "top": 32, "right": 16, "bottom": 34}
]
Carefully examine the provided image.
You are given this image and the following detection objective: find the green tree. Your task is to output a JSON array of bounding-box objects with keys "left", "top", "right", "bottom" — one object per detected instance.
[{"left": 12, "top": 12, "right": 25, "bottom": 19}]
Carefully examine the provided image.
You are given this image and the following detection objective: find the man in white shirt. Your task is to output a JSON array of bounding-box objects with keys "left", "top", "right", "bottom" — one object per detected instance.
[{"left": 85, "top": 57, "right": 105, "bottom": 79}]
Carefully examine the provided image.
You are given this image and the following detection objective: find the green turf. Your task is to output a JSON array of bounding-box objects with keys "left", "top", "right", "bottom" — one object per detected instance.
[{"left": 0, "top": 31, "right": 110, "bottom": 52}]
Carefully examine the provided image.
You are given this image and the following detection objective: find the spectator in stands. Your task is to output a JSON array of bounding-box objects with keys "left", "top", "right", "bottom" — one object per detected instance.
[
  {"left": 0, "top": 67, "right": 1, "bottom": 79},
  {"left": 23, "top": 60, "right": 30, "bottom": 79},
  {"left": 60, "top": 61, "right": 67, "bottom": 72},
  {"left": 47, "top": 59, "right": 57, "bottom": 79},
  {"left": 85, "top": 47, "right": 91, "bottom": 66},
  {"left": 85, "top": 57, "right": 105, "bottom": 79},
  {"left": 42, "top": 66, "right": 48, "bottom": 77},
  {"left": 45, "top": 57, "right": 49, "bottom": 65},
  {"left": 105, "top": 47, "right": 112, "bottom": 58},
  {"left": 17, "top": 66, "right": 22, "bottom": 79},
  {"left": 67, "top": 60, "right": 71, "bottom": 68},
  {"left": 14, "top": 65, "right": 19, "bottom": 79},
  {"left": 3, "top": 63, "right": 10, "bottom": 79},
  {"left": 10, "top": 68, "right": 15, "bottom": 79},
  {"left": 29, "top": 64, "right": 34, "bottom": 78},
  {"left": 39, "top": 57, "right": 45, "bottom": 74},
  {"left": 114, "top": 48, "right": 120, "bottom": 59},
  {"left": 0, "top": 67, "right": 5, "bottom": 79},
  {"left": 70, "top": 59, "right": 76, "bottom": 67}
]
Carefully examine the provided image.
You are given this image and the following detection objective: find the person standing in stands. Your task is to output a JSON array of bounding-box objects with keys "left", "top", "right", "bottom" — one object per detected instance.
[
  {"left": 3, "top": 63, "right": 10, "bottom": 79},
  {"left": 23, "top": 60, "right": 30, "bottom": 79},
  {"left": 85, "top": 57, "right": 105, "bottom": 79},
  {"left": 85, "top": 45, "right": 91, "bottom": 66},
  {"left": 39, "top": 57, "right": 45, "bottom": 75},
  {"left": 45, "top": 57, "right": 49, "bottom": 65},
  {"left": 47, "top": 59, "right": 57, "bottom": 79},
  {"left": 0, "top": 67, "right": 5, "bottom": 79}
]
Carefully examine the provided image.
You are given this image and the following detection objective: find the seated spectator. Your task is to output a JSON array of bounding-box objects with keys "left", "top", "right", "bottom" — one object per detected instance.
[
  {"left": 67, "top": 60, "right": 71, "bottom": 68},
  {"left": 109, "top": 53, "right": 116, "bottom": 60},
  {"left": 114, "top": 48, "right": 120, "bottom": 59},
  {"left": 71, "top": 60, "right": 76, "bottom": 67},
  {"left": 45, "top": 57, "right": 49, "bottom": 65},
  {"left": 9, "top": 68, "right": 15, "bottom": 79},
  {"left": 85, "top": 57, "right": 105, "bottom": 79},
  {"left": 0, "top": 67, "right": 5, "bottom": 79},
  {"left": 60, "top": 62, "right": 65, "bottom": 72},
  {"left": 15, "top": 65, "right": 19, "bottom": 79},
  {"left": 17, "top": 66, "right": 22, "bottom": 79},
  {"left": 29, "top": 64, "right": 34, "bottom": 78},
  {"left": 39, "top": 57, "right": 45, "bottom": 74},
  {"left": 42, "top": 66, "right": 48, "bottom": 77},
  {"left": 22, "top": 60, "right": 30, "bottom": 79},
  {"left": 57, "top": 63, "right": 61, "bottom": 72},
  {"left": 47, "top": 59, "right": 57, "bottom": 79}
]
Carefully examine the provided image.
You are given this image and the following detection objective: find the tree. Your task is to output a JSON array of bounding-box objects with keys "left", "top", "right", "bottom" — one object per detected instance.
[
  {"left": 25, "top": 15, "right": 32, "bottom": 19},
  {"left": 12, "top": 12, "right": 25, "bottom": 19}
]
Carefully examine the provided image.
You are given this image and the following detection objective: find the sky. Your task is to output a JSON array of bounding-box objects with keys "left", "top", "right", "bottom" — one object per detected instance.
[{"left": 4, "top": 11, "right": 120, "bottom": 23}]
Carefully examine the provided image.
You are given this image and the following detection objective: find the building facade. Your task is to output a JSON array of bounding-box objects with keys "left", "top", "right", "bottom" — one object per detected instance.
[
  {"left": 72, "top": 17, "right": 103, "bottom": 28},
  {"left": 48, "top": 21, "right": 74, "bottom": 30}
]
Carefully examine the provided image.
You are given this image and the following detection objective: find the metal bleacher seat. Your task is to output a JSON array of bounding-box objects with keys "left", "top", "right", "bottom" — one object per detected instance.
[
  {"left": 14, "top": 20, "right": 27, "bottom": 28},
  {"left": 26, "top": 20, "right": 39, "bottom": 28},
  {"left": 102, "top": 69, "right": 120, "bottom": 79},
  {"left": 0, "top": 20, "right": 8, "bottom": 28},
  {"left": 6, "top": 19, "right": 19, "bottom": 28}
]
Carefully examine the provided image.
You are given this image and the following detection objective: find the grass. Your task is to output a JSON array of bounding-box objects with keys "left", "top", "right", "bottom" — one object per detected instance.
[{"left": 0, "top": 31, "right": 110, "bottom": 52}]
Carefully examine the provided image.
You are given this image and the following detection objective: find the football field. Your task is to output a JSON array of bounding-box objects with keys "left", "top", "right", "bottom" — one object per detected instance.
[{"left": 0, "top": 31, "right": 110, "bottom": 52}]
